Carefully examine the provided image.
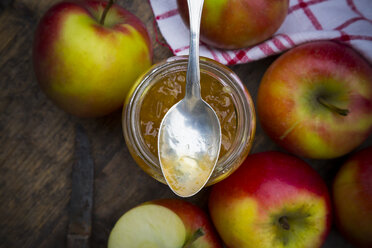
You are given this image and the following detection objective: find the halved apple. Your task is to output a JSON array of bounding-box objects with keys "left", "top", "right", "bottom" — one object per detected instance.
[{"left": 108, "top": 199, "right": 222, "bottom": 248}]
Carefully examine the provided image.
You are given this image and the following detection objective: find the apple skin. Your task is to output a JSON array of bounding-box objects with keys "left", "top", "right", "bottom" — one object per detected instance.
[
  {"left": 150, "top": 199, "right": 222, "bottom": 247},
  {"left": 257, "top": 41, "right": 372, "bottom": 159},
  {"left": 333, "top": 146, "right": 372, "bottom": 248},
  {"left": 177, "top": 0, "right": 289, "bottom": 49},
  {"left": 33, "top": 0, "right": 152, "bottom": 117},
  {"left": 209, "top": 151, "right": 332, "bottom": 248}
]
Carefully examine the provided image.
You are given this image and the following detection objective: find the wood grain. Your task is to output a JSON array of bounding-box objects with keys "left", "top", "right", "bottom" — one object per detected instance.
[{"left": 0, "top": 0, "right": 370, "bottom": 248}]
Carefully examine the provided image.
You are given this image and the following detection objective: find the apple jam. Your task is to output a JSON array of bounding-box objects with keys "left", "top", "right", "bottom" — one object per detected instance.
[
  {"left": 139, "top": 71, "right": 237, "bottom": 159},
  {"left": 123, "top": 56, "right": 255, "bottom": 186}
]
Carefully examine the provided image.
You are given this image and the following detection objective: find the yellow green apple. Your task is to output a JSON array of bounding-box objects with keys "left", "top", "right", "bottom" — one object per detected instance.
[
  {"left": 33, "top": 0, "right": 152, "bottom": 117},
  {"left": 257, "top": 41, "right": 372, "bottom": 159},
  {"left": 177, "top": 0, "right": 289, "bottom": 49},
  {"left": 333, "top": 146, "right": 372, "bottom": 248},
  {"left": 108, "top": 199, "right": 222, "bottom": 248},
  {"left": 209, "top": 151, "right": 332, "bottom": 248}
]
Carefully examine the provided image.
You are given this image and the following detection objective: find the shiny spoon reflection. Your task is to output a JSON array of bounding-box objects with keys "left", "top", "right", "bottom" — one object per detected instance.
[{"left": 157, "top": 0, "right": 221, "bottom": 197}]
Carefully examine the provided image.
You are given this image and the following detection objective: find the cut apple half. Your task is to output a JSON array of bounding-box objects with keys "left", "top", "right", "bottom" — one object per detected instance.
[{"left": 108, "top": 204, "right": 187, "bottom": 248}]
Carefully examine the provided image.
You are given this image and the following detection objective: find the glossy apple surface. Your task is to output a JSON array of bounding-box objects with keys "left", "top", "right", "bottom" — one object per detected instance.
[
  {"left": 209, "top": 151, "right": 332, "bottom": 248},
  {"left": 33, "top": 0, "right": 152, "bottom": 117},
  {"left": 177, "top": 0, "right": 288, "bottom": 49},
  {"left": 333, "top": 146, "right": 372, "bottom": 248},
  {"left": 108, "top": 199, "right": 222, "bottom": 248},
  {"left": 257, "top": 41, "right": 372, "bottom": 159}
]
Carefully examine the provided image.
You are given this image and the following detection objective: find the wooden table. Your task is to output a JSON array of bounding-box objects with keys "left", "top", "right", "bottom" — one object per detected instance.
[{"left": 1, "top": 0, "right": 370, "bottom": 247}]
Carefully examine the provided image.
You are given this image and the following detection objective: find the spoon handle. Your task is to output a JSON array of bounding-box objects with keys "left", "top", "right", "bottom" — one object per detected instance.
[{"left": 185, "top": 0, "right": 204, "bottom": 100}]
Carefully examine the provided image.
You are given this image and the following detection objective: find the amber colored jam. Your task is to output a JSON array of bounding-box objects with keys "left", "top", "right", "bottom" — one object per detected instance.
[{"left": 139, "top": 70, "right": 237, "bottom": 158}]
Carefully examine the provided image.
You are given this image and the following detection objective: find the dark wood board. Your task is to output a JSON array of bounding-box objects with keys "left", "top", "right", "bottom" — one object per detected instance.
[{"left": 0, "top": 0, "right": 371, "bottom": 247}]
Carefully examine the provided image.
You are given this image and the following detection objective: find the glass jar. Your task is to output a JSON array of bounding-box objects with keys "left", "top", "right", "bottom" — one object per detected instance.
[{"left": 122, "top": 56, "right": 256, "bottom": 185}]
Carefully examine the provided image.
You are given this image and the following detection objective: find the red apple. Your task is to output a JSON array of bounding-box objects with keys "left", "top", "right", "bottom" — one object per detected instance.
[
  {"left": 33, "top": 0, "right": 152, "bottom": 117},
  {"left": 177, "top": 0, "right": 289, "bottom": 49},
  {"left": 257, "top": 41, "right": 372, "bottom": 159},
  {"left": 209, "top": 151, "right": 332, "bottom": 248},
  {"left": 333, "top": 146, "right": 372, "bottom": 248},
  {"left": 108, "top": 199, "right": 222, "bottom": 248}
]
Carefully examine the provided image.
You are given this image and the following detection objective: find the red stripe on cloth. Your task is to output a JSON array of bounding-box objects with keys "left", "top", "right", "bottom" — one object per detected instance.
[
  {"left": 259, "top": 43, "right": 275, "bottom": 55},
  {"left": 335, "top": 17, "right": 365, "bottom": 30},
  {"left": 272, "top": 37, "right": 287, "bottom": 51},
  {"left": 288, "top": 0, "right": 327, "bottom": 14},
  {"left": 155, "top": 8, "right": 179, "bottom": 20},
  {"left": 151, "top": 15, "right": 174, "bottom": 54},
  {"left": 235, "top": 50, "right": 251, "bottom": 63},
  {"left": 221, "top": 51, "right": 231, "bottom": 61},
  {"left": 221, "top": 51, "right": 238, "bottom": 65},
  {"left": 147, "top": 0, "right": 174, "bottom": 54},
  {"left": 346, "top": 0, "right": 369, "bottom": 20},
  {"left": 347, "top": 0, "right": 361, "bottom": 15},
  {"left": 221, "top": 50, "right": 249, "bottom": 65},
  {"left": 346, "top": 0, "right": 372, "bottom": 24},
  {"left": 299, "top": 0, "right": 323, "bottom": 30},
  {"left": 200, "top": 42, "right": 221, "bottom": 62},
  {"left": 221, "top": 49, "right": 251, "bottom": 65},
  {"left": 278, "top": 34, "right": 296, "bottom": 47},
  {"left": 348, "top": 35, "right": 372, "bottom": 41},
  {"left": 174, "top": 45, "right": 189, "bottom": 53},
  {"left": 173, "top": 44, "right": 224, "bottom": 64},
  {"left": 228, "top": 58, "right": 239, "bottom": 65},
  {"left": 336, "top": 31, "right": 352, "bottom": 44},
  {"left": 336, "top": 31, "right": 372, "bottom": 42},
  {"left": 207, "top": 48, "right": 221, "bottom": 63}
]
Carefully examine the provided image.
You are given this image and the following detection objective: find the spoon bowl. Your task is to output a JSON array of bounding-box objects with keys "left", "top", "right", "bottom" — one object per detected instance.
[
  {"left": 158, "top": 0, "right": 221, "bottom": 197},
  {"left": 158, "top": 96, "right": 221, "bottom": 197}
]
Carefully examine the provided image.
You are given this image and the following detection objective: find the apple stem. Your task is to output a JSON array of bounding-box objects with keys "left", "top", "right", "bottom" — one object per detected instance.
[
  {"left": 279, "top": 216, "right": 290, "bottom": 230},
  {"left": 100, "top": 0, "right": 114, "bottom": 25},
  {"left": 317, "top": 96, "right": 349, "bottom": 116},
  {"left": 182, "top": 228, "right": 205, "bottom": 248}
]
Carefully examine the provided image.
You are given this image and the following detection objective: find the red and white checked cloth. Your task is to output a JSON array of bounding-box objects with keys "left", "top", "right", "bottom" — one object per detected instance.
[{"left": 149, "top": 0, "right": 372, "bottom": 65}]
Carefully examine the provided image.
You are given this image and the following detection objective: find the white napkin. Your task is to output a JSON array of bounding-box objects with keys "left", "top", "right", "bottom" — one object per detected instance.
[{"left": 148, "top": 0, "right": 372, "bottom": 65}]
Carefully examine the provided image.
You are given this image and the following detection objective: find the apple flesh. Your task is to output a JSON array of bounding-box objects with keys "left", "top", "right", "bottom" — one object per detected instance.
[
  {"left": 209, "top": 151, "right": 332, "bottom": 248},
  {"left": 33, "top": 0, "right": 152, "bottom": 117},
  {"left": 108, "top": 204, "right": 186, "bottom": 248},
  {"left": 108, "top": 199, "right": 222, "bottom": 248},
  {"left": 257, "top": 41, "right": 372, "bottom": 159},
  {"left": 177, "top": 0, "right": 289, "bottom": 49},
  {"left": 333, "top": 146, "right": 372, "bottom": 248}
]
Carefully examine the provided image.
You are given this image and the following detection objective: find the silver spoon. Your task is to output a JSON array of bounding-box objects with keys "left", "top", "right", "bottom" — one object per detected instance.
[{"left": 157, "top": 0, "right": 221, "bottom": 197}]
